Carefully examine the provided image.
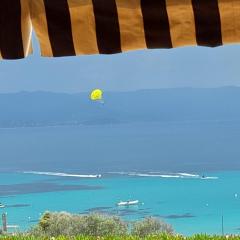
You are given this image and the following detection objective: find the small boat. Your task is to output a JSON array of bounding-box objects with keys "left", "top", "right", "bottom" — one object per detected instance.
[
  {"left": 117, "top": 200, "right": 139, "bottom": 206},
  {"left": 0, "top": 203, "right": 5, "bottom": 208}
]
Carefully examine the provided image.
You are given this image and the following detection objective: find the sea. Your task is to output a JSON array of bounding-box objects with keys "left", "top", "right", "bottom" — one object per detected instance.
[{"left": 1, "top": 122, "right": 240, "bottom": 235}]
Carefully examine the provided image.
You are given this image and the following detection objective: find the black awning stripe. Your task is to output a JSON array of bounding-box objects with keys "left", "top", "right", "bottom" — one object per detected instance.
[
  {"left": 141, "top": 0, "right": 172, "bottom": 49},
  {"left": 43, "top": 0, "right": 75, "bottom": 57},
  {"left": 0, "top": 0, "right": 24, "bottom": 59},
  {"left": 92, "top": 0, "right": 122, "bottom": 54},
  {"left": 192, "top": 0, "right": 223, "bottom": 47}
]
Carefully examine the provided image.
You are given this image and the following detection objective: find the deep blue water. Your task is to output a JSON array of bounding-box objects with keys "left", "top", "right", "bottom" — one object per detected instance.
[
  {"left": 0, "top": 122, "right": 240, "bottom": 235},
  {"left": 1, "top": 121, "right": 240, "bottom": 173}
]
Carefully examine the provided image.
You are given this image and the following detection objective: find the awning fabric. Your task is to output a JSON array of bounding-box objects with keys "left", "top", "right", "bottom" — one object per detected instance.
[
  {"left": 0, "top": 0, "right": 32, "bottom": 59},
  {"left": 1, "top": 0, "right": 240, "bottom": 60}
]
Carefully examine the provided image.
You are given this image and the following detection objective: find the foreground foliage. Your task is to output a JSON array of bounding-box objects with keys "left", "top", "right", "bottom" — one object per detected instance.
[
  {"left": 132, "top": 217, "right": 173, "bottom": 237},
  {"left": 1, "top": 234, "right": 240, "bottom": 240},
  {"left": 30, "top": 212, "right": 128, "bottom": 237},
  {"left": 28, "top": 212, "right": 173, "bottom": 237},
  {"left": 1, "top": 212, "right": 239, "bottom": 239}
]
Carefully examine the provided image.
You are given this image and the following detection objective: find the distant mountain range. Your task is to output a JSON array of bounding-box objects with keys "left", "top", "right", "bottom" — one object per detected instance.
[{"left": 1, "top": 87, "right": 240, "bottom": 128}]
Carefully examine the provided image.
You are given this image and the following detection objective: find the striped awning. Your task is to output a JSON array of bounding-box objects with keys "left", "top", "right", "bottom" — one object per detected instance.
[{"left": 1, "top": 0, "right": 240, "bottom": 60}]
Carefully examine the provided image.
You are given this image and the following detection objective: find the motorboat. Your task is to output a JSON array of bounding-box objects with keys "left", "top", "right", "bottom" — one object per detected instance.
[
  {"left": 0, "top": 203, "right": 5, "bottom": 208},
  {"left": 117, "top": 200, "right": 139, "bottom": 206}
]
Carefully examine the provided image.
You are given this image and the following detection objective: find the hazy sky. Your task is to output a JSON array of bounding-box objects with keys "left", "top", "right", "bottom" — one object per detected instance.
[{"left": 0, "top": 35, "right": 240, "bottom": 93}]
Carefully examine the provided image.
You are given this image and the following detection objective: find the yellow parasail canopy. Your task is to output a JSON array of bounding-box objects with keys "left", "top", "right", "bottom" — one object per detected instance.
[{"left": 90, "top": 89, "right": 103, "bottom": 101}]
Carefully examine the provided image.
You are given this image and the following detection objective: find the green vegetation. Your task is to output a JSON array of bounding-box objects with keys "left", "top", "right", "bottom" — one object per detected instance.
[
  {"left": 29, "top": 212, "right": 128, "bottom": 237},
  {"left": 26, "top": 212, "right": 172, "bottom": 238},
  {"left": 0, "top": 212, "right": 239, "bottom": 239},
  {"left": 1, "top": 235, "right": 240, "bottom": 240},
  {"left": 132, "top": 217, "right": 173, "bottom": 237}
]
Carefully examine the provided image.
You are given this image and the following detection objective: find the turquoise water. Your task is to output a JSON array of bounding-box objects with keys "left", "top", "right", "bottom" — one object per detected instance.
[
  {"left": 1, "top": 122, "right": 240, "bottom": 235},
  {"left": 1, "top": 171, "right": 240, "bottom": 235}
]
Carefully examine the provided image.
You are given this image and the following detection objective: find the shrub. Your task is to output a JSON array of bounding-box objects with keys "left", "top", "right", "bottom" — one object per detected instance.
[
  {"left": 81, "top": 214, "right": 127, "bottom": 236},
  {"left": 30, "top": 212, "right": 128, "bottom": 237},
  {"left": 132, "top": 217, "right": 174, "bottom": 237}
]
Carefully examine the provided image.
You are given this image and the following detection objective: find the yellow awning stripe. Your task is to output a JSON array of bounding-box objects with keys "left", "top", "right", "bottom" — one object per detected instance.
[
  {"left": 30, "top": 0, "right": 53, "bottom": 57},
  {"left": 116, "top": 0, "right": 146, "bottom": 52},
  {"left": 219, "top": 0, "right": 240, "bottom": 44},
  {"left": 166, "top": 0, "right": 196, "bottom": 48},
  {"left": 21, "top": 0, "right": 33, "bottom": 57},
  {"left": 68, "top": 0, "right": 99, "bottom": 55}
]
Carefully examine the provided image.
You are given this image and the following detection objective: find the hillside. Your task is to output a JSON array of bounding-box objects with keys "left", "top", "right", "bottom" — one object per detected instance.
[{"left": 0, "top": 87, "right": 240, "bottom": 127}]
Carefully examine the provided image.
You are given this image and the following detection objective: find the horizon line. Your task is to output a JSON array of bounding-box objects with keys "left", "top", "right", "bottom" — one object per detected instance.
[{"left": 0, "top": 86, "right": 240, "bottom": 95}]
